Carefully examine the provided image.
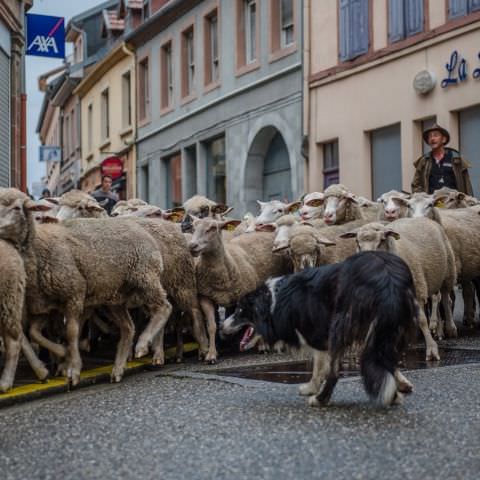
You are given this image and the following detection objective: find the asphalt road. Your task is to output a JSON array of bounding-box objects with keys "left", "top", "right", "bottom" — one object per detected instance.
[{"left": 1, "top": 347, "right": 480, "bottom": 480}]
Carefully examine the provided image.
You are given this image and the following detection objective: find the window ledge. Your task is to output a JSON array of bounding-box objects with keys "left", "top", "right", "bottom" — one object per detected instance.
[
  {"left": 119, "top": 126, "right": 133, "bottom": 138},
  {"left": 269, "top": 43, "right": 297, "bottom": 63},
  {"left": 204, "top": 81, "right": 221, "bottom": 94},
  {"left": 180, "top": 93, "right": 197, "bottom": 106},
  {"left": 160, "top": 105, "right": 174, "bottom": 116},
  {"left": 99, "top": 139, "right": 111, "bottom": 150},
  {"left": 235, "top": 60, "right": 261, "bottom": 78},
  {"left": 138, "top": 116, "right": 151, "bottom": 128}
]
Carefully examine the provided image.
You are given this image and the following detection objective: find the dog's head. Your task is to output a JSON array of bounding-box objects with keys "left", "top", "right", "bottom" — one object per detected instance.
[{"left": 221, "top": 279, "right": 283, "bottom": 351}]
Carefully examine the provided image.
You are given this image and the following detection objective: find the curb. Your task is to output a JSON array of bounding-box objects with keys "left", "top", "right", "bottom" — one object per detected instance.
[{"left": 0, "top": 343, "right": 198, "bottom": 408}]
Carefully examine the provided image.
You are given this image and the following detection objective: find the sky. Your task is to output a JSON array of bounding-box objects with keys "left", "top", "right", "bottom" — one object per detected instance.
[{"left": 26, "top": 0, "right": 105, "bottom": 193}]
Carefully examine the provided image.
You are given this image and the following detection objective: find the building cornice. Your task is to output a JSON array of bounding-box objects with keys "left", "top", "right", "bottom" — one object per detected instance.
[
  {"left": 74, "top": 42, "right": 132, "bottom": 98},
  {"left": 0, "top": 2, "right": 22, "bottom": 33}
]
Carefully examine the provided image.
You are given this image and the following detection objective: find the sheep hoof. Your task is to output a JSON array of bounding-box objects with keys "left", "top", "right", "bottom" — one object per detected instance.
[
  {"left": 152, "top": 356, "right": 165, "bottom": 366},
  {"left": 38, "top": 366, "right": 50, "bottom": 382},
  {"left": 176, "top": 357, "right": 183, "bottom": 364},
  {"left": 445, "top": 324, "right": 458, "bottom": 338},
  {"left": 426, "top": 346, "right": 440, "bottom": 362},
  {"left": 67, "top": 368, "right": 81, "bottom": 387},
  {"left": 134, "top": 344, "right": 149, "bottom": 359},
  {"left": 0, "top": 382, "right": 12, "bottom": 393}
]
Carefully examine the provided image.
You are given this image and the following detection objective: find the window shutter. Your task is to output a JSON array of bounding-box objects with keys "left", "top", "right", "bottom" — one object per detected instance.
[
  {"left": 405, "top": 0, "right": 423, "bottom": 36},
  {"left": 350, "top": 0, "right": 369, "bottom": 58},
  {"left": 449, "top": 0, "right": 468, "bottom": 18},
  {"left": 469, "top": 0, "right": 480, "bottom": 12},
  {"left": 388, "top": 0, "right": 405, "bottom": 43},
  {"left": 339, "top": 0, "right": 350, "bottom": 61}
]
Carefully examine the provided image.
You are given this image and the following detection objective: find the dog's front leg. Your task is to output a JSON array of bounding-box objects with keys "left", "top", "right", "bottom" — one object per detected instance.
[
  {"left": 299, "top": 350, "right": 330, "bottom": 396},
  {"left": 394, "top": 369, "right": 413, "bottom": 394}
]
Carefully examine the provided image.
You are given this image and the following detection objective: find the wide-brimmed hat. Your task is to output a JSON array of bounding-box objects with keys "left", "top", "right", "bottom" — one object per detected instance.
[{"left": 423, "top": 123, "right": 450, "bottom": 145}]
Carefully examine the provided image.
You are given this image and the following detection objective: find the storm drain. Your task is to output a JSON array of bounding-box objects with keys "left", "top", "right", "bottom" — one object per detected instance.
[{"left": 213, "top": 347, "right": 480, "bottom": 384}]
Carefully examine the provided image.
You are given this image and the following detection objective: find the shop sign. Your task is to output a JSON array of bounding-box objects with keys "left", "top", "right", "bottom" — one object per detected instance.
[
  {"left": 442, "top": 51, "right": 480, "bottom": 88},
  {"left": 26, "top": 14, "right": 65, "bottom": 59},
  {"left": 101, "top": 157, "right": 123, "bottom": 180}
]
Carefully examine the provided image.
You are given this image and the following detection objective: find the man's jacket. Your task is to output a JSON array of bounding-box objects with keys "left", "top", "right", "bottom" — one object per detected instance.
[{"left": 411, "top": 148, "right": 473, "bottom": 195}]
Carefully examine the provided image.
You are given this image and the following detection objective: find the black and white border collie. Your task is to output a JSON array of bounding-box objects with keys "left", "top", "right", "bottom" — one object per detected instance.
[{"left": 221, "top": 251, "right": 418, "bottom": 407}]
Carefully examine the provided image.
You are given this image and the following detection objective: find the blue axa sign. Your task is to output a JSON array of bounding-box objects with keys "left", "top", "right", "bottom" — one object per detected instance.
[{"left": 26, "top": 13, "right": 65, "bottom": 59}]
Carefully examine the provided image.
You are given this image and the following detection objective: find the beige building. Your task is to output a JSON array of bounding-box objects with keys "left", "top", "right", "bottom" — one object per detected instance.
[
  {"left": 305, "top": 0, "right": 480, "bottom": 198},
  {"left": 75, "top": 42, "right": 136, "bottom": 198}
]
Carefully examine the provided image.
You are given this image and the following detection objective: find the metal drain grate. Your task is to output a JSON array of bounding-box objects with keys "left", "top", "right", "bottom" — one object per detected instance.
[{"left": 213, "top": 348, "right": 480, "bottom": 384}]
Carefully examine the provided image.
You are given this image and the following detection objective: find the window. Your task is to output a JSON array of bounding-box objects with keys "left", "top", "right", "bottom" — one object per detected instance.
[
  {"left": 245, "top": 0, "right": 257, "bottom": 64},
  {"left": 142, "top": 0, "right": 151, "bottom": 21},
  {"left": 322, "top": 141, "right": 339, "bottom": 189},
  {"left": 101, "top": 89, "right": 110, "bottom": 140},
  {"left": 339, "top": 0, "right": 369, "bottom": 61},
  {"left": 138, "top": 57, "right": 150, "bottom": 121},
  {"left": 87, "top": 104, "right": 93, "bottom": 153},
  {"left": 182, "top": 27, "right": 195, "bottom": 98},
  {"left": 204, "top": 10, "right": 219, "bottom": 86},
  {"left": 449, "top": 0, "right": 480, "bottom": 19},
  {"left": 64, "top": 114, "right": 70, "bottom": 157},
  {"left": 69, "top": 109, "right": 75, "bottom": 156},
  {"left": 140, "top": 164, "right": 149, "bottom": 203},
  {"left": 161, "top": 41, "right": 173, "bottom": 109},
  {"left": 165, "top": 154, "right": 182, "bottom": 207},
  {"left": 280, "top": 0, "right": 294, "bottom": 48},
  {"left": 388, "top": 0, "right": 424, "bottom": 43},
  {"left": 122, "top": 71, "right": 132, "bottom": 128},
  {"left": 206, "top": 137, "right": 226, "bottom": 204}
]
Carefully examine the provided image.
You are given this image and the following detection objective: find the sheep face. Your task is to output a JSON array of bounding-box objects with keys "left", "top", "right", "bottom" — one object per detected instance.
[
  {"left": 323, "top": 192, "right": 356, "bottom": 225},
  {"left": 341, "top": 223, "right": 399, "bottom": 252},
  {"left": 57, "top": 199, "right": 107, "bottom": 220},
  {"left": 255, "top": 200, "right": 300, "bottom": 225},
  {"left": 188, "top": 218, "right": 240, "bottom": 257},
  {"left": 406, "top": 193, "right": 435, "bottom": 219},
  {"left": 272, "top": 224, "right": 291, "bottom": 253},
  {"left": 299, "top": 192, "right": 324, "bottom": 221},
  {"left": 378, "top": 191, "right": 409, "bottom": 221}
]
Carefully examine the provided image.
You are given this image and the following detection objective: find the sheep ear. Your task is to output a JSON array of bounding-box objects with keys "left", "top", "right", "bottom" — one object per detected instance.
[
  {"left": 45, "top": 197, "right": 59, "bottom": 205},
  {"left": 25, "top": 200, "right": 52, "bottom": 212},
  {"left": 457, "top": 192, "right": 466, "bottom": 201},
  {"left": 345, "top": 192, "right": 358, "bottom": 204},
  {"left": 306, "top": 198, "right": 324, "bottom": 207},
  {"left": 287, "top": 201, "right": 301, "bottom": 213},
  {"left": 86, "top": 203, "right": 105, "bottom": 213},
  {"left": 163, "top": 210, "right": 183, "bottom": 222},
  {"left": 212, "top": 204, "right": 230, "bottom": 215},
  {"left": 39, "top": 216, "right": 59, "bottom": 224},
  {"left": 171, "top": 206, "right": 186, "bottom": 215},
  {"left": 339, "top": 231, "right": 357, "bottom": 239},
  {"left": 221, "top": 220, "right": 241, "bottom": 231},
  {"left": 434, "top": 196, "right": 447, "bottom": 208},
  {"left": 390, "top": 196, "right": 409, "bottom": 206},
  {"left": 316, "top": 235, "right": 336, "bottom": 247},
  {"left": 255, "top": 223, "right": 276, "bottom": 232},
  {"left": 300, "top": 221, "right": 314, "bottom": 227},
  {"left": 385, "top": 230, "right": 401, "bottom": 240}
]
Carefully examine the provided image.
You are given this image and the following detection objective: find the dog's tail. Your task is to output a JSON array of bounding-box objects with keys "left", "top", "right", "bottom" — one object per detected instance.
[{"left": 360, "top": 285, "right": 418, "bottom": 406}]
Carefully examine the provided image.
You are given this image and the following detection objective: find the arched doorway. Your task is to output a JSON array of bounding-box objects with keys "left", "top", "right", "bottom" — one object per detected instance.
[{"left": 244, "top": 127, "right": 292, "bottom": 213}]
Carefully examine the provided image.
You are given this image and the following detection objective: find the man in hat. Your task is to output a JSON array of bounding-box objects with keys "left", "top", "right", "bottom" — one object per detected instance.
[{"left": 412, "top": 124, "right": 473, "bottom": 195}]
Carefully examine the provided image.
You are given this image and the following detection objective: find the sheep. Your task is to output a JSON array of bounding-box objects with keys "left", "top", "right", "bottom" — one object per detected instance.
[
  {"left": 254, "top": 199, "right": 301, "bottom": 226},
  {"left": 340, "top": 218, "right": 457, "bottom": 361},
  {"left": 0, "top": 240, "right": 49, "bottom": 392},
  {"left": 298, "top": 192, "right": 324, "bottom": 221},
  {"left": 56, "top": 190, "right": 107, "bottom": 220},
  {"left": 433, "top": 188, "right": 480, "bottom": 209},
  {"left": 0, "top": 188, "right": 172, "bottom": 385},
  {"left": 377, "top": 190, "right": 411, "bottom": 221},
  {"left": 181, "top": 195, "right": 232, "bottom": 233},
  {"left": 188, "top": 217, "right": 292, "bottom": 362},
  {"left": 406, "top": 192, "right": 480, "bottom": 328},
  {"left": 322, "top": 184, "right": 365, "bottom": 225}
]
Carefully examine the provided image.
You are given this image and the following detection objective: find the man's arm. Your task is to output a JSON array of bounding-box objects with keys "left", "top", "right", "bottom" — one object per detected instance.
[{"left": 411, "top": 158, "right": 425, "bottom": 193}]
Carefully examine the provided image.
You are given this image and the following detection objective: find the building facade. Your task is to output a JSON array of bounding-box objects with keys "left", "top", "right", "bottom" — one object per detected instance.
[
  {"left": 0, "top": 0, "right": 33, "bottom": 190},
  {"left": 128, "top": 0, "right": 303, "bottom": 214},
  {"left": 306, "top": 0, "right": 480, "bottom": 198}
]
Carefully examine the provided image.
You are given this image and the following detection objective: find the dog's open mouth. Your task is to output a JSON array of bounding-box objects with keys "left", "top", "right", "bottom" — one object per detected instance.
[{"left": 240, "top": 326, "right": 255, "bottom": 352}]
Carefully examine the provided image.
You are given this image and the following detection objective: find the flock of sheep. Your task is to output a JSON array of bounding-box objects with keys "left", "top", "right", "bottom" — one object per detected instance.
[{"left": 0, "top": 183, "right": 479, "bottom": 393}]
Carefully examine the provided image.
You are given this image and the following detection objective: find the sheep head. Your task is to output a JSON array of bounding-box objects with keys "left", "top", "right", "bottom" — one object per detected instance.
[
  {"left": 188, "top": 217, "right": 241, "bottom": 257},
  {"left": 340, "top": 222, "right": 400, "bottom": 252}
]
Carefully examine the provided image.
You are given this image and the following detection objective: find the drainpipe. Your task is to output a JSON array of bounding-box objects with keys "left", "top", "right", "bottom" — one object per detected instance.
[
  {"left": 301, "top": 0, "right": 311, "bottom": 193},
  {"left": 20, "top": 93, "right": 27, "bottom": 192},
  {"left": 122, "top": 42, "right": 136, "bottom": 197}
]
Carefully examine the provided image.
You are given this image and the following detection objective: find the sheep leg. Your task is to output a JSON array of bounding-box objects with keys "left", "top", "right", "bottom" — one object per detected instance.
[
  {"left": 190, "top": 307, "right": 209, "bottom": 360},
  {"left": 441, "top": 287, "right": 457, "bottom": 338},
  {"left": 29, "top": 315, "right": 66, "bottom": 359},
  {"left": 64, "top": 307, "right": 83, "bottom": 387},
  {"left": 428, "top": 293, "right": 442, "bottom": 340},
  {"left": 199, "top": 297, "right": 218, "bottom": 364},
  {"left": 151, "top": 328, "right": 165, "bottom": 366},
  {"left": 299, "top": 350, "right": 330, "bottom": 396},
  {"left": 175, "top": 320, "right": 184, "bottom": 363},
  {"left": 418, "top": 306, "right": 440, "bottom": 361},
  {"left": 394, "top": 369, "right": 413, "bottom": 394},
  {"left": 135, "top": 300, "right": 173, "bottom": 359},
  {"left": 21, "top": 333, "right": 49, "bottom": 381},
  {"left": 0, "top": 333, "right": 21, "bottom": 393},
  {"left": 461, "top": 281, "right": 476, "bottom": 329},
  {"left": 108, "top": 306, "right": 135, "bottom": 383}
]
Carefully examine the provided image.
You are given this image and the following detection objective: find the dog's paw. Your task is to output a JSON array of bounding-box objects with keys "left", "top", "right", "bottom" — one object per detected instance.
[
  {"left": 299, "top": 382, "right": 318, "bottom": 396},
  {"left": 308, "top": 395, "right": 323, "bottom": 408}
]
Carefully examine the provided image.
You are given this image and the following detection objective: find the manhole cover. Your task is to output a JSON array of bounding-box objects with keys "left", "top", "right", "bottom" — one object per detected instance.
[{"left": 213, "top": 348, "right": 480, "bottom": 384}]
